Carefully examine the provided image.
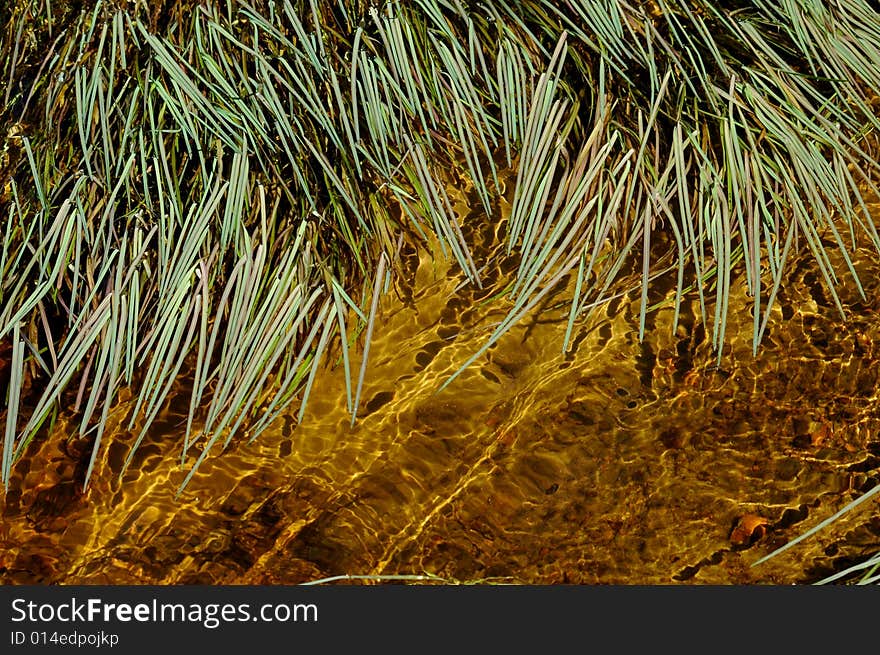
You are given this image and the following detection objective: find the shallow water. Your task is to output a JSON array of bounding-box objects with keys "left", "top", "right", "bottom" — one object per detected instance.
[{"left": 2, "top": 189, "right": 880, "bottom": 585}]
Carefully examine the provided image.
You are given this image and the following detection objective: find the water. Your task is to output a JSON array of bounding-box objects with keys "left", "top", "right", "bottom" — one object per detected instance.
[{"left": 2, "top": 190, "right": 880, "bottom": 585}]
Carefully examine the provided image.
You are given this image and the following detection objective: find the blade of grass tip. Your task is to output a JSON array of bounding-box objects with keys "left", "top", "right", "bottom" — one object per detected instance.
[
  {"left": 756, "top": 218, "right": 796, "bottom": 350},
  {"left": 439, "top": 246, "right": 585, "bottom": 394},
  {"left": 752, "top": 482, "right": 880, "bottom": 568},
  {"left": 208, "top": 242, "right": 311, "bottom": 443},
  {"left": 1, "top": 200, "right": 78, "bottom": 338},
  {"left": 575, "top": 158, "right": 640, "bottom": 316},
  {"left": 834, "top": 150, "right": 880, "bottom": 253},
  {"left": 125, "top": 266, "right": 140, "bottom": 384},
  {"left": 515, "top": 138, "right": 608, "bottom": 305},
  {"left": 202, "top": 252, "right": 264, "bottom": 435},
  {"left": 814, "top": 553, "right": 880, "bottom": 586},
  {"left": 218, "top": 287, "right": 321, "bottom": 447},
  {"left": 211, "top": 285, "right": 308, "bottom": 449},
  {"left": 638, "top": 202, "right": 651, "bottom": 342},
  {"left": 791, "top": 154, "right": 864, "bottom": 301},
  {"left": 179, "top": 294, "right": 329, "bottom": 494},
  {"left": 15, "top": 297, "right": 113, "bottom": 462},
  {"left": 300, "top": 573, "right": 448, "bottom": 586},
  {"left": 855, "top": 567, "right": 880, "bottom": 586},
  {"left": 405, "top": 137, "right": 480, "bottom": 285},
  {"left": 128, "top": 273, "right": 198, "bottom": 430},
  {"left": 716, "top": 183, "right": 732, "bottom": 364},
  {"left": 676, "top": 127, "right": 707, "bottom": 329},
  {"left": 662, "top": 197, "right": 687, "bottom": 335},
  {"left": 513, "top": 187, "right": 599, "bottom": 316},
  {"left": 183, "top": 262, "right": 212, "bottom": 463},
  {"left": 563, "top": 250, "right": 588, "bottom": 353},
  {"left": 2, "top": 325, "right": 25, "bottom": 487},
  {"left": 20, "top": 334, "right": 51, "bottom": 380},
  {"left": 509, "top": 100, "right": 568, "bottom": 273},
  {"left": 83, "top": 295, "right": 128, "bottom": 490},
  {"left": 185, "top": 251, "right": 249, "bottom": 441},
  {"left": 332, "top": 284, "right": 354, "bottom": 415},
  {"left": 329, "top": 276, "right": 368, "bottom": 324},
  {"left": 639, "top": 136, "right": 687, "bottom": 333},
  {"left": 296, "top": 308, "right": 336, "bottom": 424},
  {"left": 351, "top": 252, "right": 387, "bottom": 426},
  {"left": 122, "top": 294, "right": 201, "bottom": 480},
  {"left": 245, "top": 290, "right": 328, "bottom": 444},
  {"left": 780, "top": 168, "right": 847, "bottom": 319},
  {"left": 78, "top": 282, "right": 120, "bottom": 440}
]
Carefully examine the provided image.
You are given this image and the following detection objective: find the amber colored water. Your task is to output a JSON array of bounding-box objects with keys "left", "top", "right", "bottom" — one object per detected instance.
[{"left": 2, "top": 189, "right": 880, "bottom": 585}]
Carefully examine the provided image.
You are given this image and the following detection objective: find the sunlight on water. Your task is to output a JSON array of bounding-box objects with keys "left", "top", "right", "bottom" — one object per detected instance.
[{"left": 2, "top": 186, "right": 879, "bottom": 585}]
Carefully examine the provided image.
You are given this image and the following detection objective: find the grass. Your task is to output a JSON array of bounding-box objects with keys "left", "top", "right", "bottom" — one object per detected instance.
[{"left": 1, "top": 0, "right": 880, "bottom": 581}]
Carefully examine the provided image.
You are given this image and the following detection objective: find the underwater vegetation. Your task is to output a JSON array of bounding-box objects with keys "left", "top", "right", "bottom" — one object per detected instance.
[{"left": 2, "top": 0, "right": 880, "bottom": 582}]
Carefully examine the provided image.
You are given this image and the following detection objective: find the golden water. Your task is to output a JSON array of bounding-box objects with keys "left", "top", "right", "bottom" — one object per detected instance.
[{"left": 2, "top": 190, "right": 880, "bottom": 585}]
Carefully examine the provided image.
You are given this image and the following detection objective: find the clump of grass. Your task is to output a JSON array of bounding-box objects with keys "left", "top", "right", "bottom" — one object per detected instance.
[
  {"left": 1, "top": 0, "right": 879, "bottom": 572},
  {"left": 1, "top": 0, "right": 517, "bottom": 492}
]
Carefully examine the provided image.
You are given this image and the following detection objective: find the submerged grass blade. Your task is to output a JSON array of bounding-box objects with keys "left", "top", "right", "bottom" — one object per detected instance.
[{"left": 351, "top": 252, "right": 387, "bottom": 426}]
